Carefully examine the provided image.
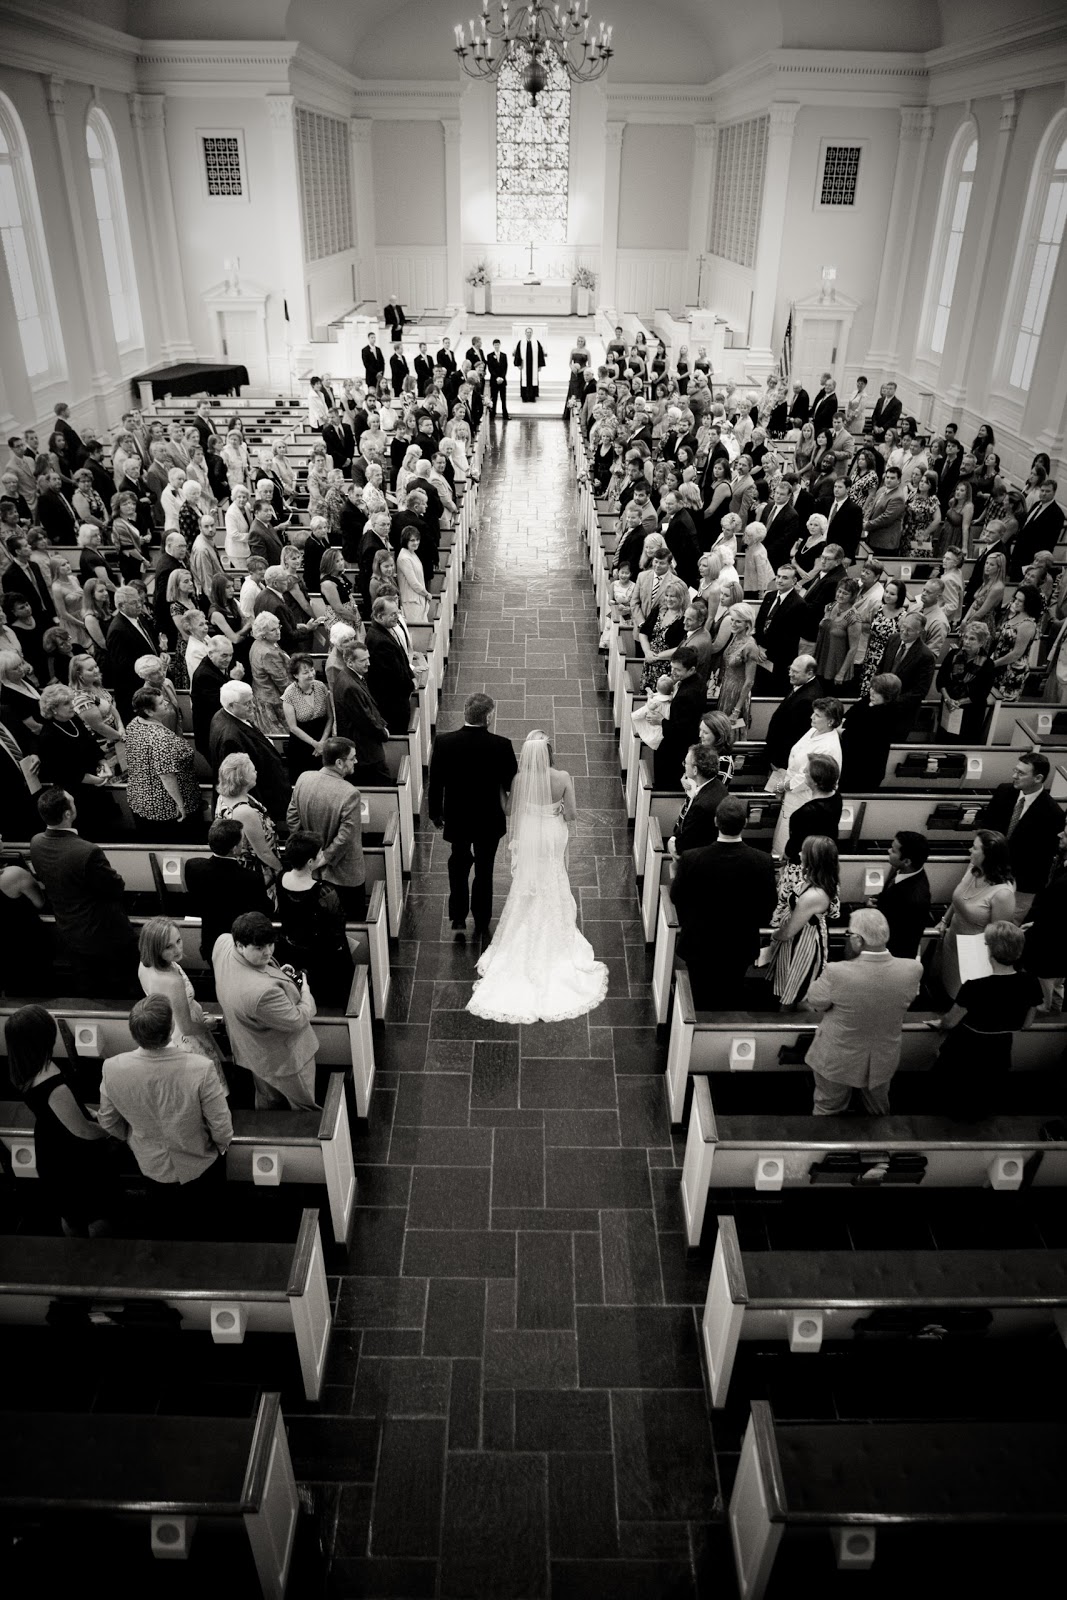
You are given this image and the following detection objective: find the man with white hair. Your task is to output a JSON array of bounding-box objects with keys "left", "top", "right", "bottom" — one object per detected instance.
[
  {"left": 151, "top": 532, "right": 189, "bottom": 636},
  {"left": 106, "top": 584, "right": 162, "bottom": 718},
  {"left": 191, "top": 633, "right": 241, "bottom": 758},
  {"left": 803, "top": 908, "right": 922, "bottom": 1115},
  {"left": 207, "top": 679, "right": 291, "bottom": 822},
  {"left": 333, "top": 638, "right": 390, "bottom": 784},
  {"left": 366, "top": 595, "right": 415, "bottom": 734},
  {"left": 254, "top": 565, "right": 316, "bottom": 654},
  {"left": 160, "top": 467, "right": 187, "bottom": 535},
  {"left": 300, "top": 514, "right": 331, "bottom": 595}
]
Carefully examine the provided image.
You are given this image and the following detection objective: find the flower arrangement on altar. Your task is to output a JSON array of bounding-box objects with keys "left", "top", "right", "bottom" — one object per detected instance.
[
  {"left": 466, "top": 260, "right": 492, "bottom": 286},
  {"left": 572, "top": 264, "right": 597, "bottom": 290}
]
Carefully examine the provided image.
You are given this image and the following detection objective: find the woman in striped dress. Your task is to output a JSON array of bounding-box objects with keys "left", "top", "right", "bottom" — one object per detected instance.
[{"left": 770, "top": 835, "right": 840, "bottom": 1010}]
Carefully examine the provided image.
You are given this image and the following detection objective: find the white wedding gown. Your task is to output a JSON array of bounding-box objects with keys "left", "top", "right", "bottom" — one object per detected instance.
[{"left": 467, "top": 738, "right": 609, "bottom": 1025}]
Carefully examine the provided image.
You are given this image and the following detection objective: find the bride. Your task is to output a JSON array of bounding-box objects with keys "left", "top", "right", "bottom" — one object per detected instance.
[{"left": 467, "top": 730, "right": 609, "bottom": 1024}]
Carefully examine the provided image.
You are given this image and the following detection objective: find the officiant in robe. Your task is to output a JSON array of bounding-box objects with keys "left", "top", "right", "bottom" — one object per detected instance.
[{"left": 513, "top": 328, "right": 546, "bottom": 402}]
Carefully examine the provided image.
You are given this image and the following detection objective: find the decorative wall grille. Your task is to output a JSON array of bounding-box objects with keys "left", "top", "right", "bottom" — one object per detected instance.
[
  {"left": 709, "top": 116, "right": 767, "bottom": 269},
  {"left": 201, "top": 135, "right": 243, "bottom": 198},
  {"left": 496, "top": 52, "right": 570, "bottom": 245},
  {"left": 295, "top": 108, "right": 353, "bottom": 262},
  {"left": 820, "top": 145, "right": 862, "bottom": 206}
]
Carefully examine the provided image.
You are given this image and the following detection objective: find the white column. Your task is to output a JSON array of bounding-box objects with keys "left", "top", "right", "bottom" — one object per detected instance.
[
  {"left": 442, "top": 119, "right": 463, "bottom": 312},
  {"left": 599, "top": 120, "right": 625, "bottom": 316},
  {"left": 687, "top": 124, "right": 717, "bottom": 308},
  {"left": 267, "top": 95, "right": 310, "bottom": 357},
  {"left": 748, "top": 102, "right": 800, "bottom": 368},
  {"left": 867, "top": 105, "right": 935, "bottom": 373},
  {"left": 0, "top": 197, "right": 35, "bottom": 432},
  {"left": 1027, "top": 241, "right": 1067, "bottom": 468},
  {"left": 44, "top": 76, "right": 117, "bottom": 419},
  {"left": 349, "top": 117, "right": 377, "bottom": 307},
  {"left": 941, "top": 92, "right": 1018, "bottom": 409},
  {"left": 129, "top": 92, "right": 195, "bottom": 361}
]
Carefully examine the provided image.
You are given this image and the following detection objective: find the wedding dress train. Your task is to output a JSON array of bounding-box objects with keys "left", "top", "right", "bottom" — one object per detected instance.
[{"left": 467, "top": 735, "right": 608, "bottom": 1025}]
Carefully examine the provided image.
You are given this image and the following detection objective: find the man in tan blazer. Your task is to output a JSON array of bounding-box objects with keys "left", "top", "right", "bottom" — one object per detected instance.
[
  {"left": 803, "top": 908, "right": 922, "bottom": 1114},
  {"left": 286, "top": 737, "right": 366, "bottom": 918},
  {"left": 213, "top": 912, "right": 319, "bottom": 1109}
]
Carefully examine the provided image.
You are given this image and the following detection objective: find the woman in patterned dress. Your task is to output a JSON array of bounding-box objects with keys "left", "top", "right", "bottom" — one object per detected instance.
[
  {"left": 282, "top": 654, "right": 334, "bottom": 780},
  {"left": 990, "top": 586, "right": 1042, "bottom": 703},
  {"left": 770, "top": 834, "right": 841, "bottom": 1009},
  {"left": 860, "top": 578, "right": 908, "bottom": 697}
]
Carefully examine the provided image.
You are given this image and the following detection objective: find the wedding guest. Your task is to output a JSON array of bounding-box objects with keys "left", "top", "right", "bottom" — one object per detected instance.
[
  {"left": 873, "top": 830, "right": 933, "bottom": 960},
  {"left": 671, "top": 795, "right": 776, "bottom": 1009},
  {"left": 29, "top": 785, "right": 137, "bottom": 994},
  {"left": 928, "top": 920, "right": 1041, "bottom": 1118},
  {"left": 185, "top": 818, "right": 272, "bottom": 960},
  {"left": 1022, "top": 820, "right": 1067, "bottom": 1012},
  {"left": 125, "top": 686, "right": 204, "bottom": 841},
  {"left": 934, "top": 830, "right": 1016, "bottom": 999},
  {"left": 212, "top": 911, "right": 320, "bottom": 1109},
  {"left": 768, "top": 834, "right": 840, "bottom": 1009},
  {"left": 276, "top": 830, "right": 356, "bottom": 1004}
]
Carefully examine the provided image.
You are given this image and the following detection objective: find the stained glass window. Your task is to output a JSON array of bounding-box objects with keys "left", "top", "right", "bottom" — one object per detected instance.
[{"left": 496, "top": 51, "right": 570, "bottom": 244}]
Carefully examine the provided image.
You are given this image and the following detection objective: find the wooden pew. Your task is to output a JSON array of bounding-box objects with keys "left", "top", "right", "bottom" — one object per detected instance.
[
  {"left": 665, "top": 971, "right": 1067, "bottom": 1124},
  {"left": 0, "top": 1068, "right": 356, "bottom": 1247},
  {"left": 0, "top": 1207, "right": 331, "bottom": 1402},
  {"left": 0, "top": 1391, "right": 297, "bottom": 1597},
  {"left": 729, "top": 1401, "right": 1067, "bottom": 1600},
  {"left": 0, "top": 947, "right": 377, "bottom": 1116},
  {"left": 702, "top": 1213, "right": 1067, "bottom": 1408}
]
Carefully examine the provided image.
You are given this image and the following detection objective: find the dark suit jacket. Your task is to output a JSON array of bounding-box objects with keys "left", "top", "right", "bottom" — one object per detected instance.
[
  {"left": 871, "top": 394, "right": 902, "bottom": 437},
  {"left": 332, "top": 666, "right": 389, "bottom": 773},
  {"left": 3, "top": 558, "right": 56, "bottom": 623},
  {"left": 365, "top": 619, "right": 415, "bottom": 735},
  {"left": 811, "top": 394, "right": 839, "bottom": 438},
  {"left": 361, "top": 344, "right": 386, "bottom": 385},
  {"left": 786, "top": 792, "right": 843, "bottom": 862},
  {"left": 662, "top": 512, "right": 701, "bottom": 588},
  {"left": 653, "top": 674, "right": 706, "bottom": 790},
  {"left": 389, "top": 353, "right": 410, "bottom": 394},
  {"left": 208, "top": 709, "right": 292, "bottom": 822},
  {"left": 253, "top": 585, "right": 305, "bottom": 654},
  {"left": 876, "top": 869, "right": 932, "bottom": 961},
  {"left": 414, "top": 354, "right": 435, "bottom": 395},
  {"left": 185, "top": 853, "right": 272, "bottom": 961},
  {"left": 980, "top": 784, "right": 1066, "bottom": 894},
  {"left": 673, "top": 778, "right": 728, "bottom": 855},
  {"left": 879, "top": 636, "right": 936, "bottom": 733},
  {"left": 486, "top": 352, "right": 509, "bottom": 386},
  {"left": 765, "top": 678, "right": 820, "bottom": 770},
  {"left": 799, "top": 565, "right": 847, "bottom": 639},
  {"left": 428, "top": 723, "right": 518, "bottom": 843},
  {"left": 789, "top": 389, "right": 811, "bottom": 425},
  {"left": 1011, "top": 502, "right": 1066, "bottom": 580},
  {"left": 29, "top": 827, "right": 136, "bottom": 961},
  {"left": 322, "top": 422, "right": 354, "bottom": 471},
  {"left": 436, "top": 348, "right": 457, "bottom": 373},
  {"left": 247, "top": 518, "right": 284, "bottom": 569},
  {"left": 761, "top": 503, "right": 800, "bottom": 570},
  {"left": 839, "top": 699, "right": 896, "bottom": 792},
  {"left": 824, "top": 496, "right": 863, "bottom": 559},
  {"left": 671, "top": 840, "right": 777, "bottom": 972},
  {"left": 104, "top": 610, "right": 161, "bottom": 718},
  {"left": 383, "top": 302, "right": 406, "bottom": 335},
  {"left": 35, "top": 487, "right": 79, "bottom": 542},
  {"left": 753, "top": 591, "right": 805, "bottom": 698},
  {"left": 191, "top": 657, "right": 227, "bottom": 757}
]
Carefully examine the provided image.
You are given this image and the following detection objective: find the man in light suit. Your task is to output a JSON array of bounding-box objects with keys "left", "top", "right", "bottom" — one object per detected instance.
[
  {"left": 804, "top": 908, "right": 922, "bottom": 1114},
  {"left": 287, "top": 737, "right": 367, "bottom": 919},
  {"left": 361, "top": 333, "right": 386, "bottom": 388},
  {"left": 980, "top": 749, "right": 1065, "bottom": 918},
  {"left": 862, "top": 465, "right": 907, "bottom": 553},
  {"left": 671, "top": 796, "right": 777, "bottom": 1010},
  {"left": 213, "top": 912, "right": 319, "bottom": 1109},
  {"left": 728, "top": 455, "right": 757, "bottom": 524}
]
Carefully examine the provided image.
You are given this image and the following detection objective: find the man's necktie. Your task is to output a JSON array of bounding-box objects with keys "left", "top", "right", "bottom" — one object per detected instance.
[
  {"left": 1008, "top": 793, "right": 1026, "bottom": 836},
  {"left": 675, "top": 794, "right": 692, "bottom": 831}
]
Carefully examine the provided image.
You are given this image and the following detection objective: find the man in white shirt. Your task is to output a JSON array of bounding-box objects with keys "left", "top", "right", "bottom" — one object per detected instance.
[
  {"left": 239, "top": 556, "right": 269, "bottom": 620},
  {"left": 912, "top": 576, "right": 951, "bottom": 655},
  {"left": 160, "top": 467, "right": 187, "bottom": 534}
]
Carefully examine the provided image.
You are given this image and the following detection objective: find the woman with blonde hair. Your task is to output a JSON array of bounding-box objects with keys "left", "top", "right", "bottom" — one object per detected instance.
[
  {"left": 49, "top": 555, "right": 90, "bottom": 649},
  {"left": 305, "top": 443, "right": 331, "bottom": 518},
  {"left": 640, "top": 576, "right": 690, "bottom": 690},
  {"left": 716, "top": 602, "right": 761, "bottom": 726},
  {"left": 369, "top": 547, "right": 399, "bottom": 605},
  {"left": 767, "top": 834, "right": 841, "bottom": 1008},
  {"left": 68, "top": 652, "right": 125, "bottom": 769},
  {"left": 963, "top": 549, "right": 1006, "bottom": 630},
  {"left": 215, "top": 750, "right": 281, "bottom": 893},
  {"left": 224, "top": 483, "right": 252, "bottom": 569},
  {"left": 250, "top": 611, "right": 291, "bottom": 736},
  {"left": 395, "top": 444, "right": 423, "bottom": 502},
  {"left": 133, "top": 653, "right": 181, "bottom": 731},
  {"left": 221, "top": 427, "right": 249, "bottom": 491},
  {"left": 137, "top": 917, "right": 225, "bottom": 1080},
  {"left": 80, "top": 577, "right": 112, "bottom": 652}
]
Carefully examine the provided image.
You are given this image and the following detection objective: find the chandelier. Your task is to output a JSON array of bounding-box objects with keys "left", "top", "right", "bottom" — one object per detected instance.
[{"left": 454, "top": 2, "right": 614, "bottom": 102}]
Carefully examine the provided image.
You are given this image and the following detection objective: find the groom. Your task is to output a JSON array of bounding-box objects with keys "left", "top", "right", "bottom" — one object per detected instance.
[{"left": 428, "top": 692, "right": 519, "bottom": 938}]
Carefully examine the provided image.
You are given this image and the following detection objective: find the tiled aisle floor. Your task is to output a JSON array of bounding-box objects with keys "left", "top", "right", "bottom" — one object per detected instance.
[{"left": 320, "top": 420, "right": 724, "bottom": 1598}]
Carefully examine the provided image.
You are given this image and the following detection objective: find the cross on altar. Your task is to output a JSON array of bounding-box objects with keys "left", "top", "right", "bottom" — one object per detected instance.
[{"left": 524, "top": 239, "right": 541, "bottom": 286}]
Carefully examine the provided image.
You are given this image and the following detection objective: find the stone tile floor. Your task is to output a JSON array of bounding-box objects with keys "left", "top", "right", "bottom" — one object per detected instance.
[{"left": 312, "top": 418, "right": 725, "bottom": 1597}]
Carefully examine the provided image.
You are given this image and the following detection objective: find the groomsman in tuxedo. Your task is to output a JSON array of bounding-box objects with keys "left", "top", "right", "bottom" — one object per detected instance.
[
  {"left": 436, "top": 338, "right": 458, "bottom": 376},
  {"left": 361, "top": 333, "right": 385, "bottom": 388},
  {"left": 389, "top": 345, "right": 410, "bottom": 398},
  {"left": 414, "top": 343, "right": 435, "bottom": 396},
  {"left": 486, "top": 341, "right": 510, "bottom": 419},
  {"left": 428, "top": 692, "right": 518, "bottom": 940}
]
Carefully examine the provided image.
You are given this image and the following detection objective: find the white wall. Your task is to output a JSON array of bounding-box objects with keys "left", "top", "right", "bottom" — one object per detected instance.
[
  {"left": 372, "top": 120, "right": 446, "bottom": 244},
  {"left": 618, "top": 125, "right": 693, "bottom": 249}
]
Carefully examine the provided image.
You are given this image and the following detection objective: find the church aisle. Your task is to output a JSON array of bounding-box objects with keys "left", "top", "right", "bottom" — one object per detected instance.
[{"left": 320, "top": 419, "right": 725, "bottom": 1598}]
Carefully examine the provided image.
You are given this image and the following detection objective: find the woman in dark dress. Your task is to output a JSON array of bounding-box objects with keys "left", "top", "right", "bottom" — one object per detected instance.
[
  {"left": 838, "top": 673, "right": 900, "bottom": 791},
  {"left": 7, "top": 1004, "right": 116, "bottom": 1235},
  {"left": 927, "top": 921, "right": 1041, "bottom": 1119},
  {"left": 1022, "top": 829, "right": 1067, "bottom": 1013},
  {"left": 35, "top": 681, "right": 124, "bottom": 839},
  {"left": 276, "top": 830, "right": 355, "bottom": 1005},
  {"left": 936, "top": 621, "right": 996, "bottom": 741}
]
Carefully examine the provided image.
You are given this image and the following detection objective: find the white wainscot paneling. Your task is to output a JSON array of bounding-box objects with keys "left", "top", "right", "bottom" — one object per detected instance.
[
  {"left": 616, "top": 251, "right": 688, "bottom": 320},
  {"left": 706, "top": 257, "right": 754, "bottom": 341},
  {"left": 375, "top": 250, "right": 448, "bottom": 314}
]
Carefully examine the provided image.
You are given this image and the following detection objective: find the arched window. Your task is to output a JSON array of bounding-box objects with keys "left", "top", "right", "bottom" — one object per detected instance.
[
  {"left": 999, "top": 116, "right": 1067, "bottom": 393},
  {"left": 0, "top": 94, "right": 65, "bottom": 383},
  {"left": 919, "top": 125, "right": 977, "bottom": 357},
  {"left": 496, "top": 53, "right": 570, "bottom": 244},
  {"left": 86, "top": 107, "right": 142, "bottom": 353}
]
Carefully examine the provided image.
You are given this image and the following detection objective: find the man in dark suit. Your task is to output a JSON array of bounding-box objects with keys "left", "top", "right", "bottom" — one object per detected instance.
[
  {"left": 653, "top": 647, "right": 706, "bottom": 790},
  {"left": 322, "top": 409, "right": 354, "bottom": 472},
  {"left": 754, "top": 567, "right": 806, "bottom": 695},
  {"left": 797, "top": 545, "right": 848, "bottom": 648},
  {"left": 428, "top": 691, "right": 519, "bottom": 936},
  {"left": 33, "top": 469, "right": 79, "bottom": 541},
  {"left": 789, "top": 383, "right": 810, "bottom": 426},
  {"left": 3, "top": 532, "right": 57, "bottom": 624},
  {"left": 765, "top": 655, "right": 821, "bottom": 773},
  {"left": 810, "top": 385, "right": 839, "bottom": 440},
  {"left": 185, "top": 817, "right": 272, "bottom": 961},
  {"left": 486, "top": 340, "right": 510, "bottom": 420},
  {"left": 980, "top": 750, "right": 1065, "bottom": 917},
  {"left": 761, "top": 482, "right": 801, "bottom": 570},
  {"left": 873, "top": 831, "right": 932, "bottom": 960},
  {"left": 29, "top": 785, "right": 138, "bottom": 995},
  {"left": 365, "top": 598, "right": 416, "bottom": 735},
  {"left": 50, "top": 403, "right": 86, "bottom": 467},
  {"left": 361, "top": 334, "right": 385, "bottom": 388},
  {"left": 357, "top": 510, "right": 393, "bottom": 607},
  {"left": 151, "top": 533, "right": 189, "bottom": 638},
  {"left": 870, "top": 382, "right": 902, "bottom": 441},
  {"left": 879, "top": 613, "right": 936, "bottom": 737},
  {"left": 332, "top": 639, "right": 391, "bottom": 785},
  {"left": 436, "top": 339, "right": 457, "bottom": 376},
  {"left": 106, "top": 586, "right": 162, "bottom": 719},
  {"left": 247, "top": 506, "right": 285, "bottom": 569},
  {"left": 668, "top": 744, "right": 728, "bottom": 856},
  {"left": 208, "top": 682, "right": 292, "bottom": 823},
  {"left": 659, "top": 493, "right": 701, "bottom": 588},
  {"left": 188, "top": 403, "right": 216, "bottom": 451},
  {"left": 389, "top": 346, "right": 410, "bottom": 398},
  {"left": 671, "top": 795, "right": 777, "bottom": 1009},
  {"left": 383, "top": 297, "right": 406, "bottom": 342},
  {"left": 414, "top": 343, "right": 435, "bottom": 396},
  {"left": 823, "top": 477, "right": 864, "bottom": 560},
  {"left": 1010, "top": 481, "right": 1065, "bottom": 579},
  {"left": 191, "top": 635, "right": 235, "bottom": 759},
  {"left": 784, "top": 752, "right": 842, "bottom": 863}
]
